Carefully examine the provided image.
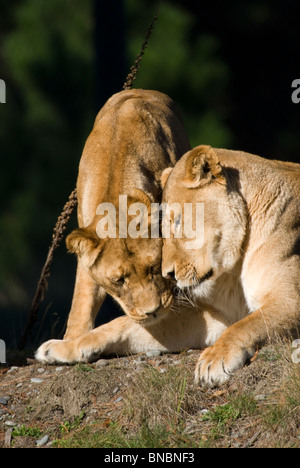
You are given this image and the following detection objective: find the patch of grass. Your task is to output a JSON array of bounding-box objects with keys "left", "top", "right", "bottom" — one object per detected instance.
[
  {"left": 263, "top": 367, "right": 300, "bottom": 430},
  {"left": 59, "top": 411, "right": 86, "bottom": 434},
  {"left": 75, "top": 363, "right": 95, "bottom": 373},
  {"left": 55, "top": 364, "right": 208, "bottom": 448},
  {"left": 56, "top": 418, "right": 206, "bottom": 449},
  {"left": 12, "top": 425, "right": 43, "bottom": 439},
  {"left": 33, "top": 341, "right": 300, "bottom": 448}
]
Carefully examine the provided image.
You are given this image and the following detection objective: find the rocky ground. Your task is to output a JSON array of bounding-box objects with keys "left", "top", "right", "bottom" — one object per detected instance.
[{"left": 0, "top": 343, "right": 300, "bottom": 448}]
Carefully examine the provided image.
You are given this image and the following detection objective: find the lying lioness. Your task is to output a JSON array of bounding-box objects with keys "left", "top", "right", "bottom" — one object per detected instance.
[
  {"left": 162, "top": 145, "right": 300, "bottom": 386},
  {"left": 36, "top": 89, "right": 191, "bottom": 362}
]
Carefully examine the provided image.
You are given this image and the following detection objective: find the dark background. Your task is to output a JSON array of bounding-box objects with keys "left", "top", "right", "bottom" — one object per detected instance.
[{"left": 1, "top": 0, "right": 299, "bottom": 349}]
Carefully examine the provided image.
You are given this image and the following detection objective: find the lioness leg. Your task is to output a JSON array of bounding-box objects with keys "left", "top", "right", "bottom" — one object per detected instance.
[
  {"left": 36, "top": 307, "right": 228, "bottom": 364},
  {"left": 195, "top": 297, "right": 300, "bottom": 387},
  {"left": 36, "top": 316, "right": 170, "bottom": 363},
  {"left": 64, "top": 262, "right": 107, "bottom": 340}
]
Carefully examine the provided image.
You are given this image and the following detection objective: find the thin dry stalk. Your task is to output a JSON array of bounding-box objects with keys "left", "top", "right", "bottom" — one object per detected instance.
[
  {"left": 19, "top": 189, "right": 78, "bottom": 349},
  {"left": 123, "top": 10, "right": 159, "bottom": 90}
]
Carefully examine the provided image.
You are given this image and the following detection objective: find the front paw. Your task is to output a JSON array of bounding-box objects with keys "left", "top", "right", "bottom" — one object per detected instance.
[
  {"left": 35, "top": 339, "right": 76, "bottom": 364},
  {"left": 195, "top": 341, "right": 250, "bottom": 387}
]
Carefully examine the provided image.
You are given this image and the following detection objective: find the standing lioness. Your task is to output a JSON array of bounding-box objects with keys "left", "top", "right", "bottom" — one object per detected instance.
[
  {"left": 36, "top": 89, "right": 190, "bottom": 362},
  {"left": 162, "top": 145, "right": 300, "bottom": 386}
]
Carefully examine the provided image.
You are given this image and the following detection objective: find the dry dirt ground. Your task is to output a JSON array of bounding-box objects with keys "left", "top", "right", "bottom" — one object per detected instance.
[{"left": 0, "top": 343, "right": 300, "bottom": 448}]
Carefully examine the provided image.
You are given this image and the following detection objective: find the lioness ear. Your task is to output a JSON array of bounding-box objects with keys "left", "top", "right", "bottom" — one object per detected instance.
[
  {"left": 127, "top": 188, "right": 152, "bottom": 212},
  {"left": 66, "top": 228, "right": 102, "bottom": 265},
  {"left": 161, "top": 167, "right": 173, "bottom": 189},
  {"left": 183, "top": 145, "right": 224, "bottom": 188}
]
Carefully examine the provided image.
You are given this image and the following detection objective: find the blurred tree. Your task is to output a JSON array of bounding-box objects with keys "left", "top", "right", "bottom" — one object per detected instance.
[
  {"left": 0, "top": 0, "right": 96, "bottom": 344},
  {"left": 149, "top": 0, "right": 300, "bottom": 160}
]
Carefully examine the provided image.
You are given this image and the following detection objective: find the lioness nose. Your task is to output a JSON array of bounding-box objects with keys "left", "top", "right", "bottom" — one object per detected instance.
[{"left": 162, "top": 266, "right": 176, "bottom": 281}]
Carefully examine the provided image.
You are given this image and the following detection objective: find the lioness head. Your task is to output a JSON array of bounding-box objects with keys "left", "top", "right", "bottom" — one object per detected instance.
[
  {"left": 161, "top": 145, "right": 247, "bottom": 297},
  {"left": 66, "top": 189, "right": 173, "bottom": 323}
]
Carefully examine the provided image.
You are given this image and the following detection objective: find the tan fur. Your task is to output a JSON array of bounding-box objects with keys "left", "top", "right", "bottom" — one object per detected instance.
[
  {"left": 36, "top": 89, "right": 192, "bottom": 362},
  {"left": 162, "top": 145, "right": 300, "bottom": 386},
  {"left": 36, "top": 125, "right": 300, "bottom": 388}
]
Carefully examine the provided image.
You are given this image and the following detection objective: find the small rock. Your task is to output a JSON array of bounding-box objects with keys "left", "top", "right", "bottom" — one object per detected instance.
[
  {"left": 16, "top": 383, "right": 23, "bottom": 388},
  {"left": 112, "top": 386, "right": 120, "bottom": 394},
  {"left": 146, "top": 350, "right": 162, "bottom": 358},
  {"left": 94, "top": 359, "right": 109, "bottom": 368},
  {"left": 5, "top": 428, "right": 13, "bottom": 447},
  {"left": 0, "top": 397, "right": 8, "bottom": 405},
  {"left": 36, "top": 435, "right": 49, "bottom": 447},
  {"left": 31, "top": 378, "right": 44, "bottom": 384},
  {"left": 55, "top": 366, "right": 64, "bottom": 372},
  {"left": 5, "top": 421, "right": 16, "bottom": 427},
  {"left": 200, "top": 409, "right": 209, "bottom": 415},
  {"left": 37, "top": 368, "right": 45, "bottom": 373},
  {"left": 132, "top": 360, "right": 147, "bottom": 367},
  {"left": 115, "top": 396, "right": 123, "bottom": 403},
  {"left": 254, "top": 394, "right": 268, "bottom": 401},
  {"left": 7, "top": 366, "right": 19, "bottom": 373}
]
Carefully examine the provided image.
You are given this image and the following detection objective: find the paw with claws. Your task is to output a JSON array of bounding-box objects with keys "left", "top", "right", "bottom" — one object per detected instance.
[{"left": 195, "top": 339, "right": 251, "bottom": 387}]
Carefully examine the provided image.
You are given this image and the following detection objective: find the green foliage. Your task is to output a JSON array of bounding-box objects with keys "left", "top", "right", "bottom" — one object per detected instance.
[
  {"left": 12, "top": 424, "right": 43, "bottom": 438},
  {"left": 0, "top": 0, "right": 95, "bottom": 309},
  {"left": 59, "top": 411, "right": 86, "bottom": 434},
  {"left": 127, "top": 0, "right": 232, "bottom": 147}
]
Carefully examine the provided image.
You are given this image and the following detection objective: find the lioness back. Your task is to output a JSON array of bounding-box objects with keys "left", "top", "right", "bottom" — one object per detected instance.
[{"left": 77, "top": 89, "right": 190, "bottom": 228}]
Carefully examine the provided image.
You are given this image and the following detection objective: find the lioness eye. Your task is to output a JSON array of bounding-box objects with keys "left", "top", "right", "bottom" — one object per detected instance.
[{"left": 147, "top": 264, "right": 159, "bottom": 278}]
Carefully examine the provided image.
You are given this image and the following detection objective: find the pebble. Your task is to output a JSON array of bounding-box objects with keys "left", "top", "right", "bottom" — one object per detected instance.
[
  {"left": 36, "top": 435, "right": 49, "bottom": 447},
  {"left": 30, "top": 378, "right": 44, "bottom": 384},
  {"left": 94, "top": 359, "right": 109, "bottom": 368},
  {"left": 132, "top": 360, "right": 147, "bottom": 367},
  {"left": 5, "top": 428, "right": 13, "bottom": 447},
  {"left": 145, "top": 350, "right": 162, "bottom": 358},
  {"left": 7, "top": 366, "right": 19, "bottom": 373},
  {"left": 37, "top": 368, "right": 45, "bottom": 373},
  {"left": 5, "top": 421, "right": 16, "bottom": 427},
  {"left": 254, "top": 394, "right": 268, "bottom": 401},
  {"left": 55, "top": 366, "right": 64, "bottom": 372},
  {"left": 0, "top": 397, "right": 8, "bottom": 405}
]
